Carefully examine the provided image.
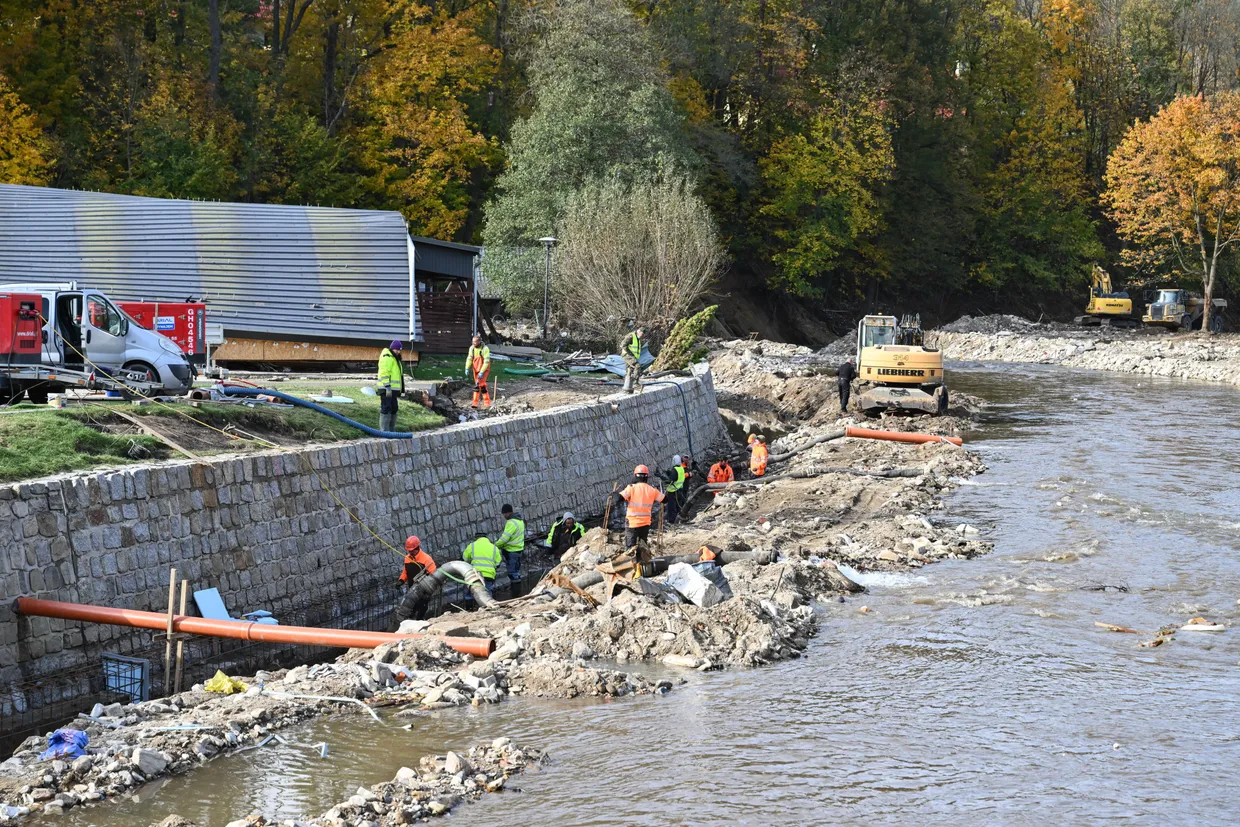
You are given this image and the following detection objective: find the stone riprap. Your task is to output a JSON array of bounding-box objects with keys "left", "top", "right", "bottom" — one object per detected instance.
[
  {"left": 930, "top": 322, "right": 1240, "bottom": 386},
  {"left": 0, "top": 366, "right": 723, "bottom": 696}
]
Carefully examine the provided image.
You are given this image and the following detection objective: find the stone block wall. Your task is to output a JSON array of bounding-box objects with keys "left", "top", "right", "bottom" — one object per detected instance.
[{"left": 0, "top": 366, "right": 724, "bottom": 693}]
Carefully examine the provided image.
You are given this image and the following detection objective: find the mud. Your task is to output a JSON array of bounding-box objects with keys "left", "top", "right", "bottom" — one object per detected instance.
[{"left": 931, "top": 314, "right": 1240, "bottom": 386}]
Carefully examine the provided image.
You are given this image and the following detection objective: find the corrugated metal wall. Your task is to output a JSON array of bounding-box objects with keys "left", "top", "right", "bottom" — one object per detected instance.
[{"left": 0, "top": 185, "right": 425, "bottom": 345}]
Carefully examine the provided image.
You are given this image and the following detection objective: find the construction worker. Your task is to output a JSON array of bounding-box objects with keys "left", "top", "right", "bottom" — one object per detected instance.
[
  {"left": 748, "top": 433, "right": 769, "bottom": 477},
  {"left": 546, "top": 511, "right": 586, "bottom": 557},
  {"left": 707, "top": 458, "right": 734, "bottom": 494},
  {"left": 393, "top": 535, "right": 438, "bottom": 623},
  {"left": 466, "top": 334, "right": 492, "bottom": 409},
  {"left": 621, "top": 326, "right": 644, "bottom": 394},
  {"left": 663, "top": 454, "right": 687, "bottom": 524},
  {"left": 837, "top": 357, "right": 857, "bottom": 413},
  {"left": 462, "top": 531, "right": 500, "bottom": 595},
  {"left": 377, "top": 340, "right": 404, "bottom": 432},
  {"left": 612, "top": 464, "right": 666, "bottom": 554},
  {"left": 496, "top": 504, "right": 525, "bottom": 591},
  {"left": 399, "top": 535, "right": 437, "bottom": 584}
]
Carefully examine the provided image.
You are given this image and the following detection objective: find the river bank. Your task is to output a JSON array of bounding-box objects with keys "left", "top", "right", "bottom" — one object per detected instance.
[
  {"left": 929, "top": 314, "right": 1240, "bottom": 386},
  {"left": 2, "top": 343, "right": 989, "bottom": 825}
]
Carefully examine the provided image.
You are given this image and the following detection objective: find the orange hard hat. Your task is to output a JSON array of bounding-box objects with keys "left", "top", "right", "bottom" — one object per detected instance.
[
  {"left": 747, "top": 434, "right": 758, "bottom": 444},
  {"left": 634, "top": 464, "right": 649, "bottom": 475},
  {"left": 404, "top": 535, "right": 421, "bottom": 551}
]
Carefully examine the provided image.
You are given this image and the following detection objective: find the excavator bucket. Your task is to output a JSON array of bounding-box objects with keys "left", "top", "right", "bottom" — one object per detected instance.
[{"left": 859, "top": 386, "right": 944, "bottom": 415}]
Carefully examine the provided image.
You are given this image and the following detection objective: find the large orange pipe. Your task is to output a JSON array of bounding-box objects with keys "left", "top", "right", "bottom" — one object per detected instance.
[
  {"left": 14, "top": 598, "right": 493, "bottom": 657},
  {"left": 845, "top": 426, "right": 963, "bottom": 447}
]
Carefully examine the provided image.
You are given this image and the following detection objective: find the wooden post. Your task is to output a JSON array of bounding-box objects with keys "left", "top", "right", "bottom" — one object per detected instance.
[
  {"left": 174, "top": 579, "right": 189, "bottom": 694},
  {"left": 163, "top": 568, "right": 177, "bottom": 696}
]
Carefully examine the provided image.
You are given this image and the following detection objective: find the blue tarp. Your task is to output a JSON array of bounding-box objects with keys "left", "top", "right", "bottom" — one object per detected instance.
[{"left": 39, "top": 729, "right": 88, "bottom": 760}]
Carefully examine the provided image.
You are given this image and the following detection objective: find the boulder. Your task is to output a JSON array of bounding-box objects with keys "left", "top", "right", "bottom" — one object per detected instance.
[{"left": 131, "top": 749, "right": 168, "bottom": 776}]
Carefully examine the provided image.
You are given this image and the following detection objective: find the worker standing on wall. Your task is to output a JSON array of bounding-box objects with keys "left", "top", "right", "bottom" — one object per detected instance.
[
  {"left": 462, "top": 531, "right": 500, "bottom": 595},
  {"left": 496, "top": 504, "right": 525, "bottom": 593},
  {"left": 466, "top": 334, "right": 492, "bottom": 409},
  {"left": 377, "top": 340, "right": 404, "bottom": 432},
  {"left": 837, "top": 357, "right": 856, "bottom": 413},
  {"left": 546, "top": 511, "right": 586, "bottom": 556},
  {"left": 621, "top": 325, "right": 645, "bottom": 394},
  {"left": 613, "top": 464, "right": 666, "bottom": 554},
  {"left": 748, "top": 434, "right": 769, "bottom": 477},
  {"left": 663, "top": 454, "right": 688, "bottom": 524}
]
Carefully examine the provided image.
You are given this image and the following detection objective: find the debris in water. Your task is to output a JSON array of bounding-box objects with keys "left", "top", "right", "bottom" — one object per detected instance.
[
  {"left": 1095, "top": 622, "right": 1141, "bottom": 634},
  {"left": 1180, "top": 618, "right": 1225, "bottom": 632}
]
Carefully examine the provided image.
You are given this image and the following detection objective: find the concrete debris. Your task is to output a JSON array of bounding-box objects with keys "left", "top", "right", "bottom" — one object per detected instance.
[
  {"left": 310, "top": 740, "right": 543, "bottom": 826},
  {"left": 664, "top": 563, "right": 730, "bottom": 608}
]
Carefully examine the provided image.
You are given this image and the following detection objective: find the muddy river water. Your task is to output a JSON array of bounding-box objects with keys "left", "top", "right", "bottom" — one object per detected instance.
[{"left": 40, "top": 364, "right": 1240, "bottom": 825}]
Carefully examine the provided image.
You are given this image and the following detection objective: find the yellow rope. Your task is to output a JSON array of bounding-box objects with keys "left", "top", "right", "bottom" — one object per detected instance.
[{"left": 39, "top": 314, "right": 406, "bottom": 557}]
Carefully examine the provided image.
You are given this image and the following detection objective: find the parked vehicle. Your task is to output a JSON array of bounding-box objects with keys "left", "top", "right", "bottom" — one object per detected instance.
[{"left": 0, "top": 282, "right": 194, "bottom": 403}]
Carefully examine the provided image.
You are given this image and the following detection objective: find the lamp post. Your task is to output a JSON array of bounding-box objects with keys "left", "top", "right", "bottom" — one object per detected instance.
[{"left": 538, "top": 236, "right": 557, "bottom": 340}]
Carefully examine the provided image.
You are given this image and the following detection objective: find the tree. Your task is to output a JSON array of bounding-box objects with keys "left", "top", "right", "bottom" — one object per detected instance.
[
  {"left": 555, "top": 174, "right": 724, "bottom": 339},
  {"left": 482, "top": 0, "right": 697, "bottom": 248},
  {"left": 1104, "top": 92, "right": 1240, "bottom": 333},
  {"left": 0, "top": 74, "right": 51, "bottom": 184},
  {"left": 757, "top": 95, "right": 894, "bottom": 297}
]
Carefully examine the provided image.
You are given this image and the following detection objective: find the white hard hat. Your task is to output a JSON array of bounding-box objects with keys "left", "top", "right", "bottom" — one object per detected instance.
[
  {"left": 673, "top": 455, "right": 682, "bottom": 465},
  {"left": 563, "top": 511, "right": 575, "bottom": 521}
]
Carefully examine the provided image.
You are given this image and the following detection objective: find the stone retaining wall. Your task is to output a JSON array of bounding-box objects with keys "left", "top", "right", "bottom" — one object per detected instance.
[{"left": 0, "top": 366, "right": 723, "bottom": 695}]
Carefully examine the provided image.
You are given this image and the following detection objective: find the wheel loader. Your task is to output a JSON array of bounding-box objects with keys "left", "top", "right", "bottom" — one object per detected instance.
[{"left": 855, "top": 314, "right": 948, "bottom": 415}]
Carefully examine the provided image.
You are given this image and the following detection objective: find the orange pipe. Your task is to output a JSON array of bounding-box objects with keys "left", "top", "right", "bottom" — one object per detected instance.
[
  {"left": 14, "top": 597, "right": 493, "bottom": 657},
  {"left": 845, "top": 426, "right": 963, "bottom": 447}
]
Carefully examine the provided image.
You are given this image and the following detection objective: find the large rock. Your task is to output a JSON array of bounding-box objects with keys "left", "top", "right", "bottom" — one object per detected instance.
[
  {"left": 131, "top": 748, "right": 168, "bottom": 776},
  {"left": 664, "top": 563, "right": 730, "bottom": 608}
]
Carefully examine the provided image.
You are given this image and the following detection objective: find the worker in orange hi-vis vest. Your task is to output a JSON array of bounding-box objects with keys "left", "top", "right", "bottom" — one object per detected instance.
[
  {"left": 465, "top": 334, "right": 492, "bottom": 409},
  {"left": 707, "top": 458, "right": 734, "bottom": 495},
  {"left": 612, "top": 464, "right": 666, "bottom": 554},
  {"left": 748, "top": 433, "right": 769, "bottom": 477}
]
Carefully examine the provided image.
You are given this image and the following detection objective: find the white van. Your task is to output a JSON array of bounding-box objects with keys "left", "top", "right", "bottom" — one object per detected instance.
[{"left": 0, "top": 282, "right": 194, "bottom": 402}]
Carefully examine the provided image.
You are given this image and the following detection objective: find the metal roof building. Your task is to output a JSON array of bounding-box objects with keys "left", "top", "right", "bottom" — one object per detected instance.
[{"left": 0, "top": 184, "right": 481, "bottom": 354}]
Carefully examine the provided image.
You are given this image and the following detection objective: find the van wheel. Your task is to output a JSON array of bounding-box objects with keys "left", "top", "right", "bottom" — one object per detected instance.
[
  {"left": 25, "top": 386, "right": 49, "bottom": 405},
  {"left": 123, "top": 361, "right": 159, "bottom": 385}
]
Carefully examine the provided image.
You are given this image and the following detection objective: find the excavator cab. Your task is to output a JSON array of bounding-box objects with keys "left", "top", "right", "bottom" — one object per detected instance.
[
  {"left": 1077, "top": 265, "right": 1136, "bottom": 326},
  {"left": 855, "top": 314, "right": 948, "bottom": 415}
]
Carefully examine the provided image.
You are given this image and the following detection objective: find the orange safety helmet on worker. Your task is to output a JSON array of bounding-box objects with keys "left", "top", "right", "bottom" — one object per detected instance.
[
  {"left": 399, "top": 535, "right": 438, "bottom": 583},
  {"left": 749, "top": 434, "right": 769, "bottom": 476},
  {"left": 617, "top": 464, "right": 665, "bottom": 527}
]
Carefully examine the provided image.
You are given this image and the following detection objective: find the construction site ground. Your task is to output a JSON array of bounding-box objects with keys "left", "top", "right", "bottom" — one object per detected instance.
[{"left": 0, "top": 338, "right": 991, "bottom": 825}]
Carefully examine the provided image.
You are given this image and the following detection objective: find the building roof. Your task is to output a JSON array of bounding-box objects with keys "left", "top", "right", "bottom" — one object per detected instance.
[{"left": 0, "top": 185, "right": 477, "bottom": 345}]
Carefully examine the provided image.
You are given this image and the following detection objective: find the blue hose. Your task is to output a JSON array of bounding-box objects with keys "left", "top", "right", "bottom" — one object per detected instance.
[{"left": 218, "top": 387, "right": 414, "bottom": 439}]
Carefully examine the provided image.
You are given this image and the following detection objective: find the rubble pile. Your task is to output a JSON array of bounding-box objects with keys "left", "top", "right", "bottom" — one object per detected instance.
[
  {"left": 309, "top": 739, "right": 543, "bottom": 826},
  {"left": 930, "top": 315, "right": 1240, "bottom": 386}
]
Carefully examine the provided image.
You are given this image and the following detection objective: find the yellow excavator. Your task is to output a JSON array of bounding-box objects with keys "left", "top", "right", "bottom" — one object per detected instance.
[
  {"left": 1075, "top": 265, "right": 1139, "bottom": 327},
  {"left": 855, "top": 314, "right": 948, "bottom": 415}
]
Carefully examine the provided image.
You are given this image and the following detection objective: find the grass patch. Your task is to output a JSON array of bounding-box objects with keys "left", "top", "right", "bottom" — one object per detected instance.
[
  {"left": 0, "top": 411, "right": 167, "bottom": 483},
  {"left": 0, "top": 381, "right": 445, "bottom": 483}
]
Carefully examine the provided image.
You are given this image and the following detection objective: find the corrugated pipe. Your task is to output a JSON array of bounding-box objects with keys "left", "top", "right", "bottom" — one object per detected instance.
[
  {"left": 393, "top": 561, "right": 498, "bottom": 627},
  {"left": 14, "top": 597, "right": 494, "bottom": 657},
  {"left": 217, "top": 387, "right": 411, "bottom": 439},
  {"left": 845, "top": 426, "right": 963, "bottom": 446}
]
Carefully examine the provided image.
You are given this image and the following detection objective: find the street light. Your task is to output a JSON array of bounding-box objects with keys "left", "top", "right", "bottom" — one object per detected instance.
[{"left": 538, "top": 236, "right": 557, "bottom": 340}]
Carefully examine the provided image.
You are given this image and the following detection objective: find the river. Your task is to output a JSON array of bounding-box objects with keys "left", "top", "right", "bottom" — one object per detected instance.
[{"left": 41, "top": 364, "right": 1240, "bottom": 825}]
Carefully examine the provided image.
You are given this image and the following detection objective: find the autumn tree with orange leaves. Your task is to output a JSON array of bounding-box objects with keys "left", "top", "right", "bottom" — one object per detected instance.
[{"left": 1104, "top": 93, "right": 1240, "bottom": 333}]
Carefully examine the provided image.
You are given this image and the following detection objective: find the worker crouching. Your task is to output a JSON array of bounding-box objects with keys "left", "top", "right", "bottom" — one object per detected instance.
[
  {"left": 392, "top": 535, "right": 438, "bottom": 627},
  {"left": 462, "top": 531, "right": 500, "bottom": 597},
  {"left": 547, "top": 511, "right": 585, "bottom": 557},
  {"left": 707, "top": 458, "right": 734, "bottom": 494}
]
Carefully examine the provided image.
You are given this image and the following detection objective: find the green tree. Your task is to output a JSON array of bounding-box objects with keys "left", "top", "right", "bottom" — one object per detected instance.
[
  {"left": 757, "top": 95, "right": 894, "bottom": 298},
  {"left": 482, "top": 0, "right": 697, "bottom": 247}
]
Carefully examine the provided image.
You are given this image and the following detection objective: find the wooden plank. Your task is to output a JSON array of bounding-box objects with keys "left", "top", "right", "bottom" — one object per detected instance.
[
  {"left": 213, "top": 337, "right": 421, "bottom": 364},
  {"left": 109, "top": 410, "right": 198, "bottom": 459}
]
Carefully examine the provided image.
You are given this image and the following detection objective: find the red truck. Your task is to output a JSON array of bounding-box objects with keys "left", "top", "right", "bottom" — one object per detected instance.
[{"left": 117, "top": 302, "right": 207, "bottom": 364}]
